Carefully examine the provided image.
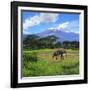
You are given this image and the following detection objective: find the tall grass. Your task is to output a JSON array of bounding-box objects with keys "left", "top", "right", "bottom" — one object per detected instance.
[{"left": 22, "top": 49, "right": 79, "bottom": 77}]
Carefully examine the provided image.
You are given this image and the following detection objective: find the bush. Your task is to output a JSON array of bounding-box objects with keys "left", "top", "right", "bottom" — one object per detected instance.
[{"left": 23, "top": 52, "right": 38, "bottom": 62}]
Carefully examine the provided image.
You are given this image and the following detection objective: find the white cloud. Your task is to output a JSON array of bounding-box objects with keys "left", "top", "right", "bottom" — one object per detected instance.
[
  {"left": 48, "top": 21, "right": 69, "bottom": 31},
  {"left": 23, "top": 15, "right": 41, "bottom": 30},
  {"left": 48, "top": 20, "right": 79, "bottom": 34},
  {"left": 57, "top": 22, "right": 69, "bottom": 30},
  {"left": 23, "top": 30, "right": 30, "bottom": 35},
  {"left": 40, "top": 13, "right": 58, "bottom": 23},
  {"left": 23, "top": 13, "right": 59, "bottom": 30}
]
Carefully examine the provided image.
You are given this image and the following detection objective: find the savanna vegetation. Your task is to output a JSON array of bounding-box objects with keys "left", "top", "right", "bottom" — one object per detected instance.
[
  {"left": 22, "top": 35, "right": 79, "bottom": 77},
  {"left": 23, "top": 35, "right": 79, "bottom": 50}
]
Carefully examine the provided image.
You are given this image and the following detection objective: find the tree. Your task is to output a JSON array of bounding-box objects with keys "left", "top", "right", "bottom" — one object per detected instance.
[
  {"left": 23, "top": 35, "right": 59, "bottom": 50},
  {"left": 23, "top": 35, "right": 40, "bottom": 50},
  {"left": 38, "top": 35, "right": 58, "bottom": 48},
  {"left": 63, "top": 41, "right": 79, "bottom": 49},
  {"left": 55, "top": 42, "right": 62, "bottom": 48}
]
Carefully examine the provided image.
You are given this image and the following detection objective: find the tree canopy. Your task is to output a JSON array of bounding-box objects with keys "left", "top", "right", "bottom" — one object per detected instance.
[{"left": 23, "top": 34, "right": 79, "bottom": 50}]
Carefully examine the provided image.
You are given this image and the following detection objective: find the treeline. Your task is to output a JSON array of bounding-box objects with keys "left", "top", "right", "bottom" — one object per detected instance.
[{"left": 23, "top": 35, "right": 79, "bottom": 50}]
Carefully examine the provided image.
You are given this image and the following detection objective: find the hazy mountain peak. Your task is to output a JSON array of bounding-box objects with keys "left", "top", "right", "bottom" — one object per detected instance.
[
  {"left": 23, "top": 29, "right": 79, "bottom": 42},
  {"left": 36, "top": 29, "right": 79, "bottom": 42}
]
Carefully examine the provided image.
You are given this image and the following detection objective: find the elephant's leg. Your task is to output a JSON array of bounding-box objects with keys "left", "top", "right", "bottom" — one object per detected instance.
[
  {"left": 61, "top": 54, "right": 64, "bottom": 59},
  {"left": 56, "top": 56, "right": 58, "bottom": 60}
]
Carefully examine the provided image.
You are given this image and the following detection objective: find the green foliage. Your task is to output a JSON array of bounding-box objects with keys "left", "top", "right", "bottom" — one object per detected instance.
[
  {"left": 22, "top": 49, "right": 79, "bottom": 77},
  {"left": 23, "top": 35, "right": 79, "bottom": 50},
  {"left": 63, "top": 41, "right": 79, "bottom": 49},
  {"left": 23, "top": 52, "right": 38, "bottom": 62}
]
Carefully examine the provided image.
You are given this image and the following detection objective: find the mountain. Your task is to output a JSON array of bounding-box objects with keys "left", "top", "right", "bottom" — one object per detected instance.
[
  {"left": 23, "top": 29, "right": 79, "bottom": 42},
  {"left": 36, "top": 29, "right": 79, "bottom": 42}
]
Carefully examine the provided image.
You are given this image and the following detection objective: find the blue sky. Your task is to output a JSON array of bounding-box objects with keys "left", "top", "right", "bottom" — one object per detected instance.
[{"left": 22, "top": 11, "right": 80, "bottom": 34}]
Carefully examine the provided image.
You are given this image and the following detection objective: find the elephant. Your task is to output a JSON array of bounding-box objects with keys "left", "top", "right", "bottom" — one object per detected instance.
[{"left": 52, "top": 48, "right": 67, "bottom": 60}]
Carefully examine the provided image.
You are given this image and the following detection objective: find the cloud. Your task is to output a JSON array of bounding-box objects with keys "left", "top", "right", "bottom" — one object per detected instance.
[
  {"left": 48, "top": 20, "right": 79, "bottom": 34},
  {"left": 48, "top": 21, "right": 69, "bottom": 30},
  {"left": 57, "top": 22, "right": 69, "bottom": 30},
  {"left": 66, "top": 20, "right": 79, "bottom": 33},
  {"left": 40, "top": 13, "right": 58, "bottom": 23},
  {"left": 23, "top": 13, "right": 59, "bottom": 30}
]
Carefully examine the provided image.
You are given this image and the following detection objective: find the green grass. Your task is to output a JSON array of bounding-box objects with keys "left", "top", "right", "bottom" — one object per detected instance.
[{"left": 22, "top": 49, "right": 79, "bottom": 77}]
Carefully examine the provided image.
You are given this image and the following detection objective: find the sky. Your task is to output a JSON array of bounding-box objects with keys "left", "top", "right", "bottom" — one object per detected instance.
[{"left": 22, "top": 11, "right": 80, "bottom": 35}]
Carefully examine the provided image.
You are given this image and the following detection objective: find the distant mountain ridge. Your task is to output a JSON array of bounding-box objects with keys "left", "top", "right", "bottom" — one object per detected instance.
[
  {"left": 36, "top": 29, "right": 79, "bottom": 42},
  {"left": 23, "top": 29, "right": 79, "bottom": 42}
]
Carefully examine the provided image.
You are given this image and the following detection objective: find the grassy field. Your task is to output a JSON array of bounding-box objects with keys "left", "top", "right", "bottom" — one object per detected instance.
[{"left": 22, "top": 49, "right": 79, "bottom": 77}]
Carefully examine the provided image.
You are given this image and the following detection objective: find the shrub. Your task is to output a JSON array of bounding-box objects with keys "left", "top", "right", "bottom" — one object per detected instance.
[{"left": 23, "top": 52, "right": 38, "bottom": 62}]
